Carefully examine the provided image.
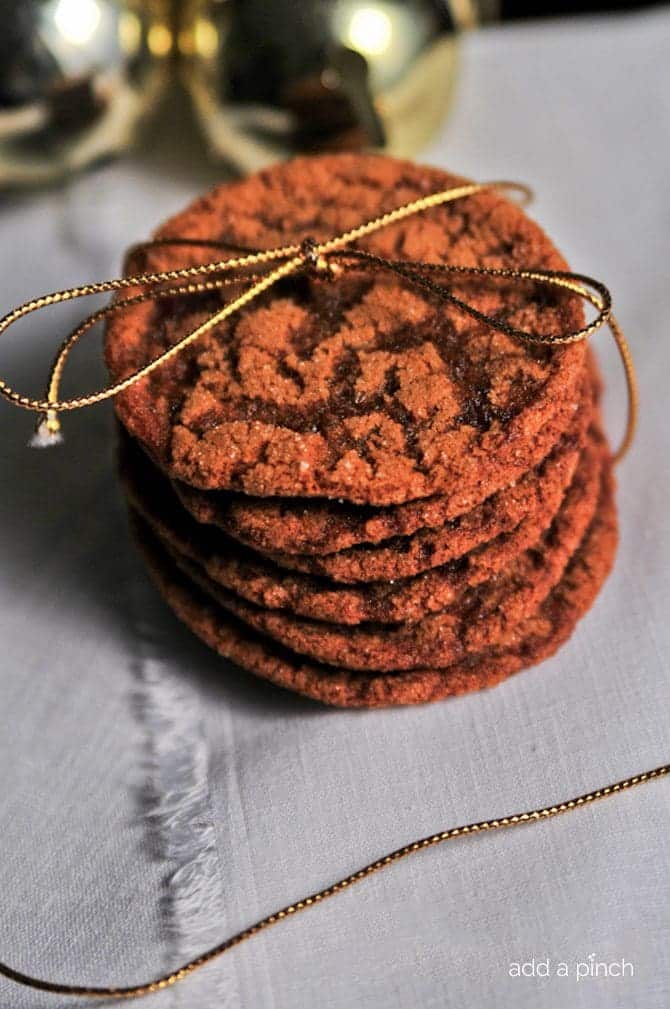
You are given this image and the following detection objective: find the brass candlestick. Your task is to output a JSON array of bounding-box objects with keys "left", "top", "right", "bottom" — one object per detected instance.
[
  {"left": 0, "top": 0, "right": 172, "bottom": 186},
  {"left": 178, "top": 0, "right": 480, "bottom": 173}
]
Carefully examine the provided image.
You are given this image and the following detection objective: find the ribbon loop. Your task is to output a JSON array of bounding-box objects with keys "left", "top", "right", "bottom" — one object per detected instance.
[{"left": 0, "top": 180, "right": 636, "bottom": 461}]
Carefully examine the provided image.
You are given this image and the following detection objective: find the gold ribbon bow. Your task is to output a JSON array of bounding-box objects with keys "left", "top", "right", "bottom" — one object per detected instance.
[{"left": 0, "top": 180, "right": 637, "bottom": 460}]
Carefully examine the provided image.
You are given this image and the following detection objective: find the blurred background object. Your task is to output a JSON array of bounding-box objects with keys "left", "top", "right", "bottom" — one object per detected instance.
[
  {"left": 178, "top": 0, "right": 478, "bottom": 173},
  {"left": 0, "top": 0, "right": 171, "bottom": 186},
  {"left": 0, "top": 0, "right": 664, "bottom": 187},
  {"left": 500, "top": 0, "right": 663, "bottom": 15}
]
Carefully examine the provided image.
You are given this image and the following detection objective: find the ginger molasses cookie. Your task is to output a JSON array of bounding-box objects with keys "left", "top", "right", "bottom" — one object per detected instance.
[
  {"left": 173, "top": 366, "right": 591, "bottom": 557},
  {"left": 173, "top": 382, "right": 586, "bottom": 556},
  {"left": 120, "top": 364, "right": 591, "bottom": 595},
  {"left": 262, "top": 397, "right": 592, "bottom": 585},
  {"left": 121, "top": 423, "right": 596, "bottom": 626},
  {"left": 148, "top": 438, "right": 605, "bottom": 673},
  {"left": 106, "top": 153, "right": 587, "bottom": 506},
  {"left": 173, "top": 354, "right": 601, "bottom": 558},
  {"left": 132, "top": 463, "right": 617, "bottom": 707}
]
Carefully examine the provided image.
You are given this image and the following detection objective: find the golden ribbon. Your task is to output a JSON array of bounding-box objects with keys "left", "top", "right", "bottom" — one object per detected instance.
[
  {"left": 0, "top": 763, "right": 667, "bottom": 1000},
  {"left": 0, "top": 180, "right": 637, "bottom": 460}
]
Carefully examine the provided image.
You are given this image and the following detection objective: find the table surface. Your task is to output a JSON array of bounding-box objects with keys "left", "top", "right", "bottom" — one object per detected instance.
[{"left": 1, "top": 9, "right": 669, "bottom": 1008}]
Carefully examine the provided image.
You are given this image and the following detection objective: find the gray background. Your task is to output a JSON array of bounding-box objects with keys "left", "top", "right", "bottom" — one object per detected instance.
[{"left": 1, "top": 9, "right": 669, "bottom": 1008}]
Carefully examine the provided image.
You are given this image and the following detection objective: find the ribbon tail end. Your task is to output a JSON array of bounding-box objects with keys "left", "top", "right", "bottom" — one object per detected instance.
[{"left": 29, "top": 416, "right": 64, "bottom": 449}]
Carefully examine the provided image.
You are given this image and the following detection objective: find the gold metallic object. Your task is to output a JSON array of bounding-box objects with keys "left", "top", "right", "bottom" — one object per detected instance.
[
  {"left": 0, "top": 762, "right": 667, "bottom": 998},
  {"left": 0, "top": 0, "right": 172, "bottom": 186},
  {"left": 179, "top": 0, "right": 476, "bottom": 172},
  {"left": 0, "top": 180, "right": 637, "bottom": 460}
]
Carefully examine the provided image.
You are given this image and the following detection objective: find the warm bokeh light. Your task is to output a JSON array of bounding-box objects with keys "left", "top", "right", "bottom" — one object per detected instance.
[
  {"left": 118, "top": 9, "right": 142, "bottom": 56},
  {"left": 147, "top": 22, "right": 173, "bottom": 57},
  {"left": 346, "top": 6, "right": 393, "bottom": 56},
  {"left": 53, "top": 0, "right": 102, "bottom": 47},
  {"left": 193, "top": 17, "right": 219, "bottom": 60}
]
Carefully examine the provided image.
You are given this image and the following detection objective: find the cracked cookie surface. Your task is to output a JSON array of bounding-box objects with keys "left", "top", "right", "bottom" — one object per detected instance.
[
  {"left": 174, "top": 368, "right": 591, "bottom": 556},
  {"left": 134, "top": 462, "right": 617, "bottom": 707},
  {"left": 106, "top": 153, "right": 586, "bottom": 505},
  {"left": 121, "top": 417, "right": 593, "bottom": 624},
  {"left": 137, "top": 435, "right": 604, "bottom": 672}
]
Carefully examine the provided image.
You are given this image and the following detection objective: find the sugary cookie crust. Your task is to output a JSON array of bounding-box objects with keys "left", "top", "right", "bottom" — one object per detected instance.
[
  {"left": 134, "top": 463, "right": 617, "bottom": 707},
  {"left": 174, "top": 363, "right": 592, "bottom": 556},
  {"left": 106, "top": 153, "right": 586, "bottom": 505},
  {"left": 121, "top": 419, "right": 594, "bottom": 626},
  {"left": 138, "top": 438, "right": 604, "bottom": 673}
]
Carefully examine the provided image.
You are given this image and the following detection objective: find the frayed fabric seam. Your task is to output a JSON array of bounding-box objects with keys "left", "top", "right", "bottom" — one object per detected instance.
[{"left": 130, "top": 587, "right": 235, "bottom": 1007}]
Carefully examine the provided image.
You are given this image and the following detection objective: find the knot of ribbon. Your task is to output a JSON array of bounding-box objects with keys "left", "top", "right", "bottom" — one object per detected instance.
[{"left": 0, "top": 180, "right": 636, "bottom": 461}]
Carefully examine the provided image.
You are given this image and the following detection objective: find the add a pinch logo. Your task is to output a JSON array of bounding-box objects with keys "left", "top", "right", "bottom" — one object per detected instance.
[{"left": 509, "top": 955, "right": 634, "bottom": 980}]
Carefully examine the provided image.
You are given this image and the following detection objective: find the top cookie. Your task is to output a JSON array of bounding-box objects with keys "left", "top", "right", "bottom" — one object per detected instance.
[{"left": 106, "top": 154, "right": 586, "bottom": 505}]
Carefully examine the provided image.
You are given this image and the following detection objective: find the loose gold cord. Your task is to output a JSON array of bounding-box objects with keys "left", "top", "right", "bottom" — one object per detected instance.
[
  {"left": 0, "top": 181, "right": 636, "bottom": 460},
  {"left": 0, "top": 763, "right": 666, "bottom": 1001}
]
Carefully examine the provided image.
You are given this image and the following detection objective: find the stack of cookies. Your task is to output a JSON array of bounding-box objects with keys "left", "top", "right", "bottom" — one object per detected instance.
[{"left": 107, "top": 154, "right": 618, "bottom": 708}]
